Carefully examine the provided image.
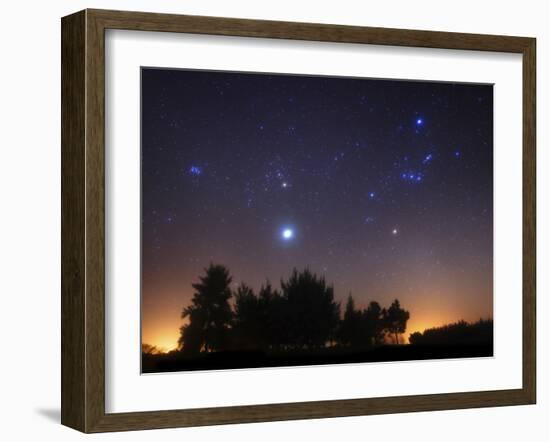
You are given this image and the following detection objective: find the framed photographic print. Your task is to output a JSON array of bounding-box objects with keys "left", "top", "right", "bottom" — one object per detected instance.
[{"left": 61, "top": 9, "right": 536, "bottom": 433}]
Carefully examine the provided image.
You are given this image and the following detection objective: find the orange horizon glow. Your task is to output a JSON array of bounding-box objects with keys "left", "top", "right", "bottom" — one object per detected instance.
[
  {"left": 142, "top": 296, "right": 492, "bottom": 352},
  {"left": 142, "top": 249, "right": 493, "bottom": 352}
]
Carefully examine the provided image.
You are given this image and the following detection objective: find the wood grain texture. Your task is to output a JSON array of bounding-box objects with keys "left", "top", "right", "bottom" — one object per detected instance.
[
  {"left": 84, "top": 9, "right": 107, "bottom": 433},
  {"left": 61, "top": 10, "right": 86, "bottom": 432},
  {"left": 89, "top": 8, "right": 532, "bottom": 52},
  {"left": 60, "top": 9, "right": 537, "bottom": 433},
  {"left": 522, "top": 38, "right": 536, "bottom": 403}
]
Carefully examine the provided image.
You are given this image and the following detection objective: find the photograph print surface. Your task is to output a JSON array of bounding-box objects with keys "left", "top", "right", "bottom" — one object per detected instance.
[{"left": 141, "top": 68, "right": 493, "bottom": 373}]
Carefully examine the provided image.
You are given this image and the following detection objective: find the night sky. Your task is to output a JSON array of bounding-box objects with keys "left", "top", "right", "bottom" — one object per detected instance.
[{"left": 141, "top": 68, "right": 493, "bottom": 352}]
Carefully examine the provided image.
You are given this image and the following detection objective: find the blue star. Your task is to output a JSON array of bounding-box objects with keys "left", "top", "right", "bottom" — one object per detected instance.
[
  {"left": 401, "top": 171, "right": 423, "bottom": 183},
  {"left": 423, "top": 153, "right": 433, "bottom": 164},
  {"left": 189, "top": 165, "right": 202, "bottom": 176},
  {"left": 454, "top": 151, "right": 461, "bottom": 158},
  {"left": 369, "top": 192, "right": 376, "bottom": 199},
  {"left": 416, "top": 117, "right": 424, "bottom": 126}
]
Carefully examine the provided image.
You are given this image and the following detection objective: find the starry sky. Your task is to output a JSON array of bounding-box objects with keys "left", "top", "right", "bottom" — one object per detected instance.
[{"left": 141, "top": 68, "right": 493, "bottom": 351}]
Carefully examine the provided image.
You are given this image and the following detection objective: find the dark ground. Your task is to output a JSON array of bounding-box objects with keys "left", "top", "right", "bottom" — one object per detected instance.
[{"left": 142, "top": 343, "right": 493, "bottom": 373}]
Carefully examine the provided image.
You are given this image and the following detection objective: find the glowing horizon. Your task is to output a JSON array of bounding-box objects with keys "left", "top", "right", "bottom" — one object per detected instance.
[{"left": 142, "top": 270, "right": 493, "bottom": 351}]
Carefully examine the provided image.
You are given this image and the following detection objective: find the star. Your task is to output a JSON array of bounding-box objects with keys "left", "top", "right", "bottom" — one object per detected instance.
[
  {"left": 189, "top": 165, "right": 202, "bottom": 176},
  {"left": 416, "top": 117, "right": 424, "bottom": 126},
  {"left": 401, "top": 171, "right": 423, "bottom": 183},
  {"left": 282, "top": 228, "right": 294, "bottom": 240},
  {"left": 392, "top": 228, "right": 398, "bottom": 235}
]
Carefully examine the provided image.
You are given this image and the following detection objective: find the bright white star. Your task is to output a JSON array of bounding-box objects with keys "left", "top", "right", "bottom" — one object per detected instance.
[
  {"left": 282, "top": 228, "right": 294, "bottom": 240},
  {"left": 392, "top": 228, "right": 398, "bottom": 235}
]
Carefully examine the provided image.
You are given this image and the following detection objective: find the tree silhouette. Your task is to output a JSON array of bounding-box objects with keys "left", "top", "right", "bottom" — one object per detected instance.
[
  {"left": 142, "top": 263, "right": 495, "bottom": 372},
  {"left": 179, "top": 264, "right": 233, "bottom": 353},
  {"left": 178, "top": 317, "right": 203, "bottom": 354},
  {"left": 258, "top": 282, "right": 286, "bottom": 350},
  {"left": 142, "top": 343, "right": 160, "bottom": 355},
  {"left": 280, "top": 268, "right": 340, "bottom": 349},
  {"left": 409, "top": 319, "right": 493, "bottom": 346},
  {"left": 338, "top": 294, "right": 363, "bottom": 347},
  {"left": 176, "top": 265, "right": 414, "bottom": 355},
  {"left": 335, "top": 298, "right": 387, "bottom": 348},
  {"left": 363, "top": 301, "right": 386, "bottom": 347},
  {"left": 384, "top": 299, "right": 410, "bottom": 344},
  {"left": 232, "top": 283, "right": 262, "bottom": 350}
]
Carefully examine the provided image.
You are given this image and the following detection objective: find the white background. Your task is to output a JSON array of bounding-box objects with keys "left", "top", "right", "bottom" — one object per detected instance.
[
  {"left": 0, "top": 0, "right": 547, "bottom": 440},
  {"left": 106, "top": 30, "right": 522, "bottom": 413}
]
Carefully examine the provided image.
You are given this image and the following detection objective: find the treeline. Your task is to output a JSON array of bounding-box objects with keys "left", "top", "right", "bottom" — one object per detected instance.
[
  {"left": 177, "top": 264, "right": 410, "bottom": 355},
  {"left": 409, "top": 319, "right": 493, "bottom": 346}
]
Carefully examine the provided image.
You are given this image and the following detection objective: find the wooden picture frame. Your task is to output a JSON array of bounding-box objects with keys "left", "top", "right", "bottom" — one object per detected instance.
[{"left": 61, "top": 8, "right": 536, "bottom": 433}]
